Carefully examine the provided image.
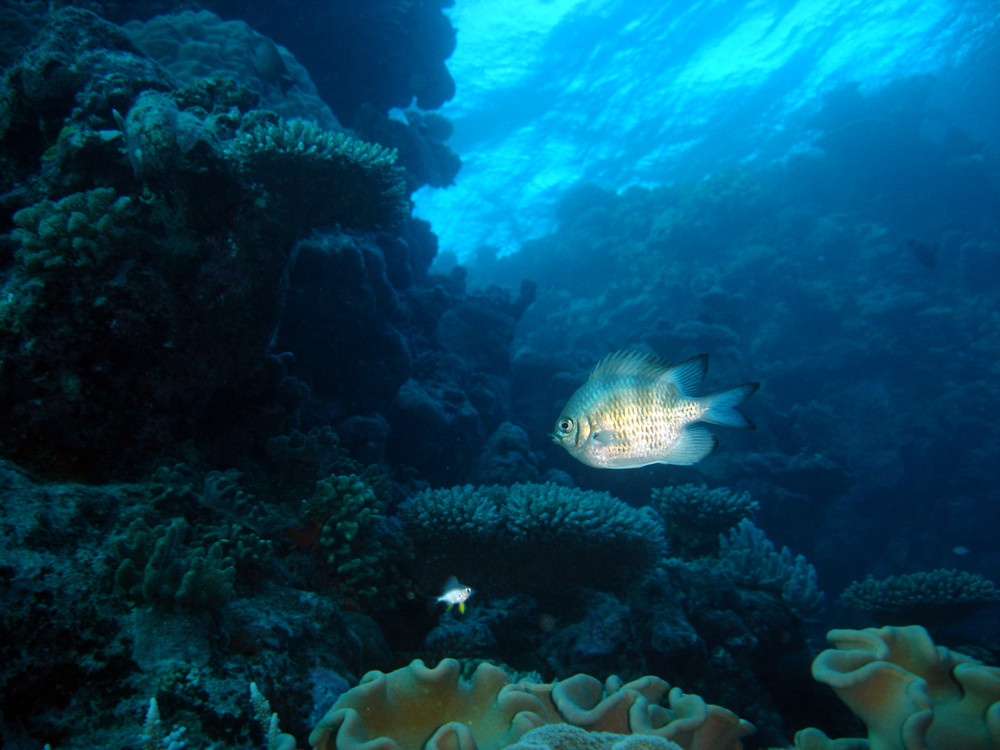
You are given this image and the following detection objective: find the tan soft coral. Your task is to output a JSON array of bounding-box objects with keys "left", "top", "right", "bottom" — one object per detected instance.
[
  {"left": 795, "top": 625, "right": 1000, "bottom": 750},
  {"left": 310, "top": 658, "right": 753, "bottom": 750}
]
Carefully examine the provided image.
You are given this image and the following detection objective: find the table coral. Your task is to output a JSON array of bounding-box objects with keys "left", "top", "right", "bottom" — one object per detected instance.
[
  {"left": 649, "top": 484, "right": 758, "bottom": 559},
  {"left": 840, "top": 569, "right": 1000, "bottom": 626},
  {"left": 231, "top": 116, "right": 409, "bottom": 231},
  {"left": 400, "top": 482, "right": 666, "bottom": 592},
  {"left": 310, "top": 658, "right": 754, "bottom": 750},
  {"left": 796, "top": 625, "right": 1000, "bottom": 750}
]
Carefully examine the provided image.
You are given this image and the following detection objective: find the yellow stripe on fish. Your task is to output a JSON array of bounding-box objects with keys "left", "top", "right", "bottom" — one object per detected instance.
[{"left": 552, "top": 350, "right": 758, "bottom": 469}]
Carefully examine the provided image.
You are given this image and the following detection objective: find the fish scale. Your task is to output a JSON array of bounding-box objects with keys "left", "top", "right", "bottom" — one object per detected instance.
[{"left": 553, "top": 350, "right": 758, "bottom": 469}]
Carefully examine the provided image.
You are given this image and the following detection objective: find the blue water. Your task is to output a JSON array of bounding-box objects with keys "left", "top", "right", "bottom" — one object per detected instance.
[
  {"left": 1, "top": 1, "right": 999, "bottom": 748},
  {"left": 417, "top": 0, "right": 999, "bottom": 258}
]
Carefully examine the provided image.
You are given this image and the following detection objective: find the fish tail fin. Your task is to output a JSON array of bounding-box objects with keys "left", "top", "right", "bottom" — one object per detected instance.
[{"left": 702, "top": 382, "right": 759, "bottom": 429}]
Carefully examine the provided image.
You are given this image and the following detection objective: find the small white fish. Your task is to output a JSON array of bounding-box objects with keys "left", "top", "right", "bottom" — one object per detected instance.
[
  {"left": 436, "top": 576, "right": 473, "bottom": 614},
  {"left": 953, "top": 545, "right": 971, "bottom": 556}
]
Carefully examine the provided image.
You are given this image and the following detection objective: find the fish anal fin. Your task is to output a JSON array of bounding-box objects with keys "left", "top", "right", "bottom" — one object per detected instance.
[{"left": 660, "top": 426, "right": 718, "bottom": 465}]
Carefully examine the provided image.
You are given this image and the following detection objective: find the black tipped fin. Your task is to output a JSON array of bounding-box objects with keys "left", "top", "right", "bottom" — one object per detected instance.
[{"left": 702, "top": 382, "right": 760, "bottom": 429}]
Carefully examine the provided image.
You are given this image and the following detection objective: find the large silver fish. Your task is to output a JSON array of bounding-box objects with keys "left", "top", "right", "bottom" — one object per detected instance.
[{"left": 552, "top": 351, "right": 758, "bottom": 469}]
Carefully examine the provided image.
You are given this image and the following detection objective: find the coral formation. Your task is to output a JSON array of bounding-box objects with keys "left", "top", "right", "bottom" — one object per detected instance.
[
  {"left": 275, "top": 230, "right": 412, "bottom": 412},
  {"left": 507, "top": 725, "right": 684, "bottom": 750},
  {"left": 231, "top": 116, "right": 409, "bottom": 231},
  {"left": 11, "top": 187, "right": 136, "bottom": 274},
  {"left": 840, "top": 569, "right": 1000, "bottom": 626},
  {"left": 311, "top": 472, "right": 411, "bottom": 608},
  {"left": 310, "top": 658, "right": 754, "bottom": 750},
  {"left": 718, "top": 519, "right": 825, "bottom": 621},
  {"left": 112, "top": 517, "right": 237, "bottom": 610},
  {"left": 796, "top": 625, "right": 1000, "bottom": 750},
  {"left": 649, "top": 484, "right": 759, "bottom": 559},
  {"left": 400, "top": 482, "right": 666, "bottom": 592},
  {"left": 124, "top": 10, "right": 338, "bottom": 129}
]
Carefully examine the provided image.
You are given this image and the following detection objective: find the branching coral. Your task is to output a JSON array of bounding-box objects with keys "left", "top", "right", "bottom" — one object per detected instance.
[
  {"left": 718, "top": 519, "right": 825, "bottom": 621},
  {"left": 12, "top": 187, "right": 135, "bottom": 276},
  {"left": 795, "top": 625, "right": 1000, "bottom": 750},
  {"left": 649, "top": 484, "right": 758, "bottom": 559},
  {"left": 309, "top": 658, "right": 754, "bottom": 750},
  {"left": 840, "top": 569, "right": 1000, "bottom": 626},
  {"left": 112, "top": 517, "right": 236, "bottom": 610},
  {"left": 304, "top": 471, "right": 411, "bottom": 610},
  {"left": 400, "top": 482, "right": 666, "bottom": 592},
  {"left": 231, "top": 116, "right": 409, "bottom": 230}
]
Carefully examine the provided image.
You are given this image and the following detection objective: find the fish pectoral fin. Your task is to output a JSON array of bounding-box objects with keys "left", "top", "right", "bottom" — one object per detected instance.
[
  {"left": 659, "top": 426, "right": 718, "bottom": 465},
  {"left": 591, "top": 430, "right": 626, "bottom": 446}
]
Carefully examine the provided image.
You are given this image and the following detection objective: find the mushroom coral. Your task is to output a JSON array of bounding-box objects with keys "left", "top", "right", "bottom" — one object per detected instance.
[
  {"left": 310, "top": 658, "right": 753, "bottom": 750},
  {"left": 795, "top": 625, "right": 1000, "bottom": 750}
]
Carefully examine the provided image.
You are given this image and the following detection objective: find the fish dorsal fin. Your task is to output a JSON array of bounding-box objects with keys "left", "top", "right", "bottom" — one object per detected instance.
[
  {"left": 442, "top": 576, "right": 459, "bottom": 591},
  {"left": 589, "top": 351, "right": 708, "bottom": 396}
]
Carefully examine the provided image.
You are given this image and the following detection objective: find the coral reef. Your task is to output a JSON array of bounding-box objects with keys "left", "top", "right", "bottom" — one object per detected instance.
[
  {"left": 11, "top": 186, "right": 136, "bottom": 273},
  {"left": 649, "top": 484, "right": 759, "bottom": 559},
  {"left": 0, "top": 6, "right": 425, "bottom": 479},
  {"left": 310, "top": 472, "right": 412, "bottom": 609},
  {"left": 310, "top": 658, "right": 754, "bottom": 750},
  {"left": 718, "top": 519, "right": 825, "bottom": 621},
  {"left": 201, "top": 0, "right": 457, "bottom": 118},
  {"left": 231, "top": 116, "right": 409, "bottom": 231},
  {"left": 507, "top": 725, "right": 684, "bottom": 750},
  {"left": 399, "top": 482, "right": 666, "bottom": 592},
  {"left": 795, "top": 625, "right": 1000, "bottom": 750},
  {"left": 840, "top": 569, "right": 1000, "bottom": 627},
  {"left": 275, "top": 230, "right": 412, "bottom": 413},
  {"left": 112, "top": 517, "right": 236, "bottom": 610},
  {"left": 124, "top": 10, "right": 338, "bottom": 129}
]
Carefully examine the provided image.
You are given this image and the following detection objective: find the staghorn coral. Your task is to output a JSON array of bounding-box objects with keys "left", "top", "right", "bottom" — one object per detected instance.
[
  {"left": 309, "top": 658, "right": 754, "bottom": 750},
  {"left": 718, "top": 519, "right": 825, "bottom": 621},
  {"left": 795, "top": 625, "right": 1000, "bottom": 750},
  {"left": 840, "top": 569, "right": 1000, "bottom": 627},
  {"left": 400, "top": 482, "right": 666, "bottom": 592},
  {"left": 649, "top": 484, "right": 758, "bottom": 559},
  {"left": 231, "top": 116, "right": 409, "bottom": 230}
]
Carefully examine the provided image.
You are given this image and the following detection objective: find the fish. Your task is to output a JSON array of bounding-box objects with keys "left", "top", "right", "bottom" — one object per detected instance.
[
  {"left": 552, "top": 350, "right": 759, "bottom": 469},
  {"left": 252, "top": 38, "right": 295, "bottom": 96},
  {"left": 436, "top": 576, "right": 473, "bottom": 614}
]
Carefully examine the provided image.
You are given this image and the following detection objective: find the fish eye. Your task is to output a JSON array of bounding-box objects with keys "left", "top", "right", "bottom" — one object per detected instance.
[{"left": 556, "top": 417, "right": 574, "bottom": 435}]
